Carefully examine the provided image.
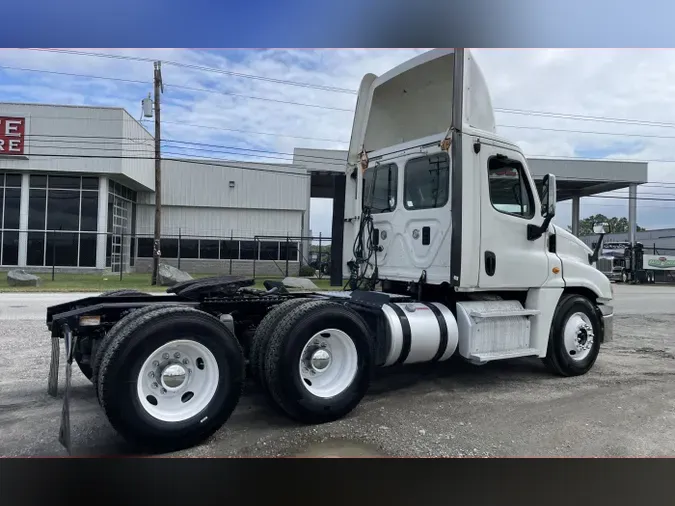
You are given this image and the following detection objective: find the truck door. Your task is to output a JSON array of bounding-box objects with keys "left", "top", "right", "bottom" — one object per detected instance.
[{"left": 477, "top": 143, "right": 549, "bottom": 289}]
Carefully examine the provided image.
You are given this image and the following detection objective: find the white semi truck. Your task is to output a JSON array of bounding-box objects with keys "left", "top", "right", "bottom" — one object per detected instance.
[{"left": 46, "top": 48, "right": 614, "bottom": 454}]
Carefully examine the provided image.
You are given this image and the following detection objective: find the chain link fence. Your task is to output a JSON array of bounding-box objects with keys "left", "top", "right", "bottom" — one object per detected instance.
[{"left": 0, "top": 228, "right": 334, "bottom": 282}]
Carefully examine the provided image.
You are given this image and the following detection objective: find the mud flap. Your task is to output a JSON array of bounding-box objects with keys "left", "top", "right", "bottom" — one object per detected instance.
[
  {"left": 48, "top": 336, "right": 60, "bottom": 397},
  {"left": 58, "top": 326, "right": 77, "bottom": 456}
]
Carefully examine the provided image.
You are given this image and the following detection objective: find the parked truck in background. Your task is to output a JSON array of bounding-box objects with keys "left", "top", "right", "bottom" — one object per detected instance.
[
  {"left": 45, "top": 48, "right": 614, "bottom": 454},
  {"left": 596, "top": 241, "right": 675, "bottom": 283}
]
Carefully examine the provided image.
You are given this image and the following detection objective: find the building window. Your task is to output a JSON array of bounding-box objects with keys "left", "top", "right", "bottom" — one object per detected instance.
[
  {"left": 179, "top": 239, "right": 199, "bottom": 259},
  {"left": 25, "top": 174, "right": 99, "bottom": 267},
  {"left": 487, "top": 157, "right": 535, "bottom": 219},
  {"left": 0, "top": 173, "right": 22, "bottom": 266},
  {"left": 259, "top": 241, "right": 280, "bottom": 261},
  {"left": 363, "top": 163, "right": 398, "bottom": 214},
  {"left": 404, "top": 153, "right": 450, "bottom": 210},
  {"left": 199, "top": 240, "right": 219, "bottom": 259}
]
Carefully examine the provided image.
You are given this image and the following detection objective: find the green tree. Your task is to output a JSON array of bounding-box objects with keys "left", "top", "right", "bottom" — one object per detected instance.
[{"left": 574, "top": 214, "right": 646, "bottom": 236}]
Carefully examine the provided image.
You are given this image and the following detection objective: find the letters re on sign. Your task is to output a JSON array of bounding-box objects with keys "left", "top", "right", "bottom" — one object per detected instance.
[{"left": 0, "top": 117, "right": 26, "bottom": 155}]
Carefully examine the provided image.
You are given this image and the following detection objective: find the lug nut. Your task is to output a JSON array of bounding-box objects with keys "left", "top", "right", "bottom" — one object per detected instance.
[
  {"left": 151, "top": 382, "right": 158, "bottom": 389},
  {"left": 152, "top": 360, "right": 159, "bottom": 367},
  {"left": 160, "top": 387, "right": 167, "bottom": 394},
  {"left": 148, "top": 371, "right": 155, "bottom": 378},
  {"left": 187, "top": 369, "right": 192, "bottom": 375},
  {"left": 182, "top": 358, "right": 189, "bottom": 365},
  {"left": 174, "top": 352, "right": 181, "bottom": 359},
  {"left": 162, "top": 353, "right": 170, "bottom": 360}
]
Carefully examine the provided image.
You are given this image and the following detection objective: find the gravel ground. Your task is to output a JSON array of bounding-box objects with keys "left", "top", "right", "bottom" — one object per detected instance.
[{"left": 0, "top": 284, "right": 673, "bottom": 457}]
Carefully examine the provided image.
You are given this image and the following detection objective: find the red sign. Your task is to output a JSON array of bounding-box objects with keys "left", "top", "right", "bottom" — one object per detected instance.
[{"left": 0, "top": 117, "right": 26, "bottom": 155}]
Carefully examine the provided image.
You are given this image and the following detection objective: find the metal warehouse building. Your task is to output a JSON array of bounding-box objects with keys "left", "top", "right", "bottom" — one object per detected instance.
[
  {"left": 0, "top": 102, "right": 310, "bottom": 276},
  {"left": 0, "top": 102, "right": 651, "bottom": 280}
]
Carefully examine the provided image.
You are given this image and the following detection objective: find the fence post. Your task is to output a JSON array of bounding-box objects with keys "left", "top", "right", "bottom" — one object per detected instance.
[
  {"left": 177, "top": 228, "right": 182, "bottom": 271},
  {"left": 120, "top": 231, "right": 124, "bottom": 281},
  {"left": 318, "top": 233, "right": 322, "bottom": 279},
  {"left": 51, "top": 230, "right": 56, "bottom": 281},
  {"left": 252, "top": 237, "right": 257, "bottom": 280},
  {"left": 285, "top": 236, "right": 290, "bottom": 277},
  {"left": 229, "top": 231, "right": 233, "bottom": 275}
]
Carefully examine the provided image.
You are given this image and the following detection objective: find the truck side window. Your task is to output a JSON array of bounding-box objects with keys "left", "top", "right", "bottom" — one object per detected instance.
[
  {"left": 403, "top": 153, "right": 450, "bottom": 210},
  {"left": 363, "top": 163, "right": 398, "bottom": 213},
  {"left": 487, "top": 157, "right": 535, "bottom": 219}
]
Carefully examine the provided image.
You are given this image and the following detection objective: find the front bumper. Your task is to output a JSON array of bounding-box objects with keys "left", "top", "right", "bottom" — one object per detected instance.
[{"left": 599, "top": 304, "right": 614, "bottom": 343}]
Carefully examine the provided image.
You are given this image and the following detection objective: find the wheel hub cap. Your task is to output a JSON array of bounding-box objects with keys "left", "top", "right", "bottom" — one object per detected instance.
[
  {"left": 161, "top": 363, "right": 187, "bottom": 390},
  {"left": 298, "top": 329, "right": 359, "bottom": 399},
  {"left": 310, "top": 349, "right": 332, "bottom": 372}
]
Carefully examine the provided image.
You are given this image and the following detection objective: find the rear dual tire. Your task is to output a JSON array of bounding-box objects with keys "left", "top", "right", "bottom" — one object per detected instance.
[
  {"left": 258, "top": 300, "right": 374, "bottom": 424},
  {"left": 97, "top": 306, "right": 245, "bottom": 452}
]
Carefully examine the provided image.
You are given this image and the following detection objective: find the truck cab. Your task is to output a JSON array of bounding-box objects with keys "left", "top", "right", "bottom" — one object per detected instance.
[{"left": 342, "top": 48, "right": 613, "bottom": 371}]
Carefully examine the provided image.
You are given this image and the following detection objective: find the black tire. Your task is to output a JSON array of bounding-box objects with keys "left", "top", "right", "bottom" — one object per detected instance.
[
  {"left": 92, "top": 304, "right": 176, "bottom": 396},
  {"left": 101, "top": 289, "right": 148, "bottom": 297},
  {"left": 543, "top": 294, "right": 601, "bottom": 377},
  {"left": 97, "top": 306, "right": 245, "bottom": 452},
  {"left": 249, "top": 298, "right": 312, "bottom": 385},
  {"left": 263, "top": 300, "right": 374, "bottom": 424}
]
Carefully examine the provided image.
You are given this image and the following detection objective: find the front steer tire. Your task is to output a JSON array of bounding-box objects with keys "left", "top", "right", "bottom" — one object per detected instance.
[
  {"left": 97, "top": 306, "right": 245, "bottom": 452},
  {"left": 262, "top": 300, "right": 374, "bottom": 424},
  {"left": 543, "top": 294, "right": 601, "bottom": 377}
]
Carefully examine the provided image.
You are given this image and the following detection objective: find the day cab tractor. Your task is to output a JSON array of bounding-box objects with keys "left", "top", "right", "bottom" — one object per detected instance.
[{"left": 46, "top": 48, "right": 614, "bottom": 454}]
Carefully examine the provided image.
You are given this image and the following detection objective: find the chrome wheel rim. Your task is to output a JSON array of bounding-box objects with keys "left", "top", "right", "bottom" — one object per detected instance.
[{"left": 563, "top": 312, "right": 595, "bottom": 361}]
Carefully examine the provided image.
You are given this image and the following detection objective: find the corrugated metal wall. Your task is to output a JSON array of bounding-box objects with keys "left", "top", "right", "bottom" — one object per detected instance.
[
  {"left": 136, "top": 158, "right": 309, "bottom": 210},
  {"left": 134, "top": 204, "right": 304, "bottom": 238}
]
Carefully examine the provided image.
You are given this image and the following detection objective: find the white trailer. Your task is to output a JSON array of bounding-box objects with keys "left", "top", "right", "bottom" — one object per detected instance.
[{"left": 46, "top": 48, "right": 614, "bottom": 454}]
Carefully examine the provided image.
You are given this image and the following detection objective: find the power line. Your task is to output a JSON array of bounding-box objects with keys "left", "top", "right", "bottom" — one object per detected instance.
[
  {"left": 494, "top": 107, "right": 675, "bottom": 129},
  {"left": 163, "top": 83, "right": 353, "bottom": 112},
  {"left": 27, "top": 48, "right": 358, "bottom": 94},
  {"left": 0, "top": 64, "right": 150, "bottom": 86},
  {"left": 0, "top": 64, "right": 354, "bottom": 113},
  {"left": 17, "top": 132, "right": 675, "bottom": 187},
  {"left": 13, "top": 151, "right": 310, "bottom": 178},
  {"left": 498, "top": 123, "right": 675, "bottom": 138}
]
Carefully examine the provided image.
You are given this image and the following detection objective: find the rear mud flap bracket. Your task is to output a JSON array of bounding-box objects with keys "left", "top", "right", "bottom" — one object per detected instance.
[{"left": 56, "top": 325, "right": 77, "bottom": 456}]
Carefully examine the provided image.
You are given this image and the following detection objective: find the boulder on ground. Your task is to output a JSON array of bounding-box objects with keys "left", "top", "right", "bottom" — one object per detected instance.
[
  {"left": 7, "top": 269, "right": 42, "bottom": 287},
  {"left": 282, "top": 276, "right": 319, "bottom": 290},
  {"left": 158, "top": 263, "right": 193, "bottom": 287}
]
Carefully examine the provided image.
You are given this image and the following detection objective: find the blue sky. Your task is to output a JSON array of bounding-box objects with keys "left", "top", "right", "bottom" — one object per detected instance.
[{"left": 2, "top": 48, "right": 675, "bottom": 235}]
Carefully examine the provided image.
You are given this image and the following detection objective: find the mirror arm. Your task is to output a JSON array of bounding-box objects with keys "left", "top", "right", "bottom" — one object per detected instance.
[
  {"left": 527, "top": 214, "right": 554, "bottom": 241},
  {"left": 588, "top": 232, "right": 607, "bottom": 264}
]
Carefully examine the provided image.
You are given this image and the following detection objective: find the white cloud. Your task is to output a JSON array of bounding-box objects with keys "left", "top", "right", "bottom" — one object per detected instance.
[{"left": 2, "top": 48, "right": 675, "bottom": 236}]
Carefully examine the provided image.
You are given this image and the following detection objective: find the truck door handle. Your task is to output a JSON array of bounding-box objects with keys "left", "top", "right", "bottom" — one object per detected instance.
[
  {"left": 485, "top": 251, "right": 496, "bottom": 276},
  {"left": 422, "top": 226, "right": 431, "bottom": 245}
]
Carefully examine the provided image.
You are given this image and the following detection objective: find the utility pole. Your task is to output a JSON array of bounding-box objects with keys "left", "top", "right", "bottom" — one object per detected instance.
[{"left": 151, "top": 61, "right": 164, "bottom": 285}]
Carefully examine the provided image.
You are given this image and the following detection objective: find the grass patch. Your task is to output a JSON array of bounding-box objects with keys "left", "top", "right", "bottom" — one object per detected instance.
[{"left": 0, "top": 272, "right": 339, "bottom": 293}]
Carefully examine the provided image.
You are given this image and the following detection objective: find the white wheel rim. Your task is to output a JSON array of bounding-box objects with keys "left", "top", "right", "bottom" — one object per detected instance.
[
  {"left": 136, "top": 339, "right": 219, "bottom": 422},
  {"left": 298, "top": 329, "right": 358, "bottom": 399},
  {"left": 563, "top": 312, "right": 595, "bottom": 362}
]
